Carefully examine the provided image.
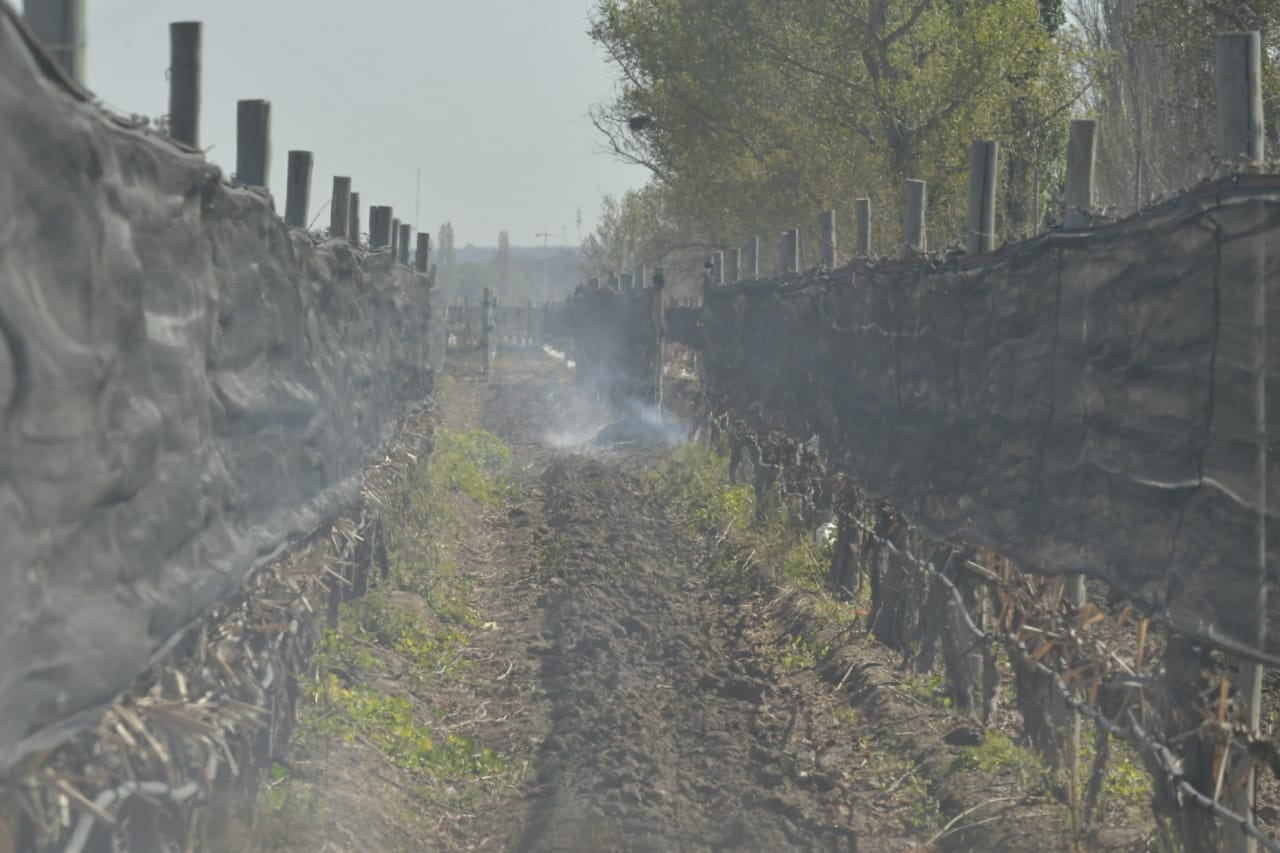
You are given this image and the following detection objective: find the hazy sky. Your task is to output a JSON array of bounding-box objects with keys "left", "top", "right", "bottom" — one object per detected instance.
[{"left": 21, "top": 0, "right": 646, "bottom": 247}]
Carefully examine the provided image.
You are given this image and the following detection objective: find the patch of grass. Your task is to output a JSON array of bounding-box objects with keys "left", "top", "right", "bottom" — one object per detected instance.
[
  {"left": 953, "top": 729, "right": 1049, "bottom": 793},
  {"left": 302, "top": 675, "right": 504, "bottom": 781},
  {"left": 650, "top": 444, "right": 753, "bottom": 534},
  {"left": 290, "top": 422, "right": 515, "bottom": 809},
  {"left": 650, "top": 444, "right": 832, "bottom": 597},
  {"left": 387, "top": 426, "right": 512, "bottom": 624},
  {"left": 313, "top": 593, "right": 471, "bottom": 692},
  {"left": 538, "top": 533, "right": 569, "bottom": 579},
  {"left": 249, "top": 765, "right": 326, "bottom": 850},
  {"left": 1076, "top": 732, "right": 1153, "bottom": 813},
  {"left": 833, "top": 705, "right": 860, "bottom": 729},
  {"left": 901, "top": 773, "right": 944, "bottom": 833},
  {"left": 853, "top": 731, "right": 944, "bottom": 834},
  {"left": 763, "top": 626, "right": 829, "bottom": 674},
  {"left": 432, "top": 428, "right": 514, "bottom": 506},
  {"left": 898, "top": 670, "right": 953, "bottom": 710},
  {"left": 780, "top": 539, "right": 828, "bottom": 591}
]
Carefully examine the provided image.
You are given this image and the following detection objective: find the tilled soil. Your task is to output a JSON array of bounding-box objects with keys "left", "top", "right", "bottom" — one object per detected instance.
[
  {"left": 250, "top": 349, "right": 1153, "bottom": 853},
  {"left": 509, "top": 455, "right": 857, "bottom": 852}
]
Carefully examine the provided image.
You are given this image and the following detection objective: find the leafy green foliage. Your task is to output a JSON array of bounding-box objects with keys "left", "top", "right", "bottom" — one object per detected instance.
[
  {"left": 313, "top": 594, "right": 470, "bottom": 689},
  {"left": 898, "top": 670, "right": 954, "bottom": 710},
  {"left": 295, "top": 423, "right": 513, "bottom": 792},
  {"left": 587, "top": 0, "right": 1080, "bottom": 274},
  {"left": 432, "top": 429, "right": 513, "bottom": 505},
  {"left": 303, "top": 676, "right": 504, "bottom": 780},
  {"left": 386, "top": 427, "right": 511, "bottom": 624},
  {"left": 954, "top": 729, "right": 1050, "bottom": 792}
]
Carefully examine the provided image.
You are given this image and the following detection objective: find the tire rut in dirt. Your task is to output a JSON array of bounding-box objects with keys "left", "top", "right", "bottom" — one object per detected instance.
[{"left": 513, "top": 456, "right": 856, "bottom": 853}]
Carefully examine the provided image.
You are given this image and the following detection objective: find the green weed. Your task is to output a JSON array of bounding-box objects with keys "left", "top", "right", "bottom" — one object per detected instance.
[
  {"left": 898, "top": 670, "right": 953, "bottom": 710},
  {"left": 302, "top": 675, "right": 503, "bottom": 781},
  {"left": 953, "top": 729, "right": 1049, "bottom": 792}
]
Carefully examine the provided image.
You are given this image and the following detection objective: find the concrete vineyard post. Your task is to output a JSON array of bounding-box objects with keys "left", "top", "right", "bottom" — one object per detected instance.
[
  {"left": 621, "top": 273, "right": 634, "bottom": 291},
  {"left": 967, "top": 141, "right": 998, "bottom": 255},
  {"left": 415, "top": 233, "right": 431, "bottom": 273},
  {"left": 856, "top": 198, "right": 871, "bottom": 257},
  {"left": 167, "top": 22, "right": 201, "bottom": 147},
  {"left": 903, "top": 180, "right": 926, "bottom": 253},
  {"left": 391, "top": 218, "right": 400, "bottom": 261},
  {"left": 349, "top": 191, "right": 361, "bottom": 247},
  {"left": 284, "top": 150, "right": 313, "bottom": 229},
  {"left": 369, "top": 206, "right": 392, "bottom": 249},
  {"left": 1217, "top": 30, "right": 1267, "bottom": 853},
  {"left": 23, "top": 0, "right": 86, "bottom": 84},
  {"left": 398, "top": 223, "right": 412, "bottom": 265},
  {"left": 780, "top": 228, "right": 800, "bottom": 274},
  {"left": 746, "top": 236, "right": 760, "bottom": 278},
  {"left": 710, "top": 252, "right": 724, "bottom": 286},
  {"left": 482, "top": 288, "right": 493, "bottom": 376},
  {"left": 235, "top": 99, "right": 271, "bottom": 188},
  {"left": 330, "top": 176, "right": 351, "bottom": 239},
  {"left": 726, "top": 248, "right": 741, "bottom": 283},
  {"left": 1217, "top": 32, "right": 1265, "bottom": 169},
  {"left": 819, "top": 210, "right": 837, "bottom": 268},
  {"left": 1059, "top": 103, "right": 1093, "bottom": 814},
  {"left": 635, "top": 265, "right": 647, "bottom": 290},
  {"left": 1064, "top": 120, "right": 1098, "bottom": 230},
  {"left": 652, "top": 268, "right": 666, "bottom": 407}
]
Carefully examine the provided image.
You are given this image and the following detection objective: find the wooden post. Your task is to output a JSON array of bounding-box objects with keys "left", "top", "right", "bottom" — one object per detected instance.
[
  {"left": 967, "top": 141, "right": 998, "bottom": 255},
  {"left": 780, "top": 228, "right": 800, "bottom": 273},
  {"left": 348, "top": 191, "right": 361, "bottom": 247},
  {"left": 23, "top": 0, "right": 86, "bottom": 84},
  {"left": 1064, "top": 120, "right": 1098, "bottom": 229},
  {"left": 1219, "top": 31, "right": 1267, "bottom": 853},
  {"left": 285, "top": 151, "right": 313, "bottom": 229},
  {"left": 168, "top": 22, "right": 201, "bottom": 146},
  {"left": 903, "top": 180, "right": 926, "bottom": 253},
  {"left": 330, "top": 176, "right": 351, "bottom": 239},
  {"left": 415, "top": 233, "right": 431, "bottom": 273},
  {"left": 745, "top": 236, "right": 760, "bottom": 278},
  {"left": 235, "top": 99, "right": 271, "bottom": 188},
  {"left": 390, "top": 218, "right": 401, "bottom": 260},
  {"left": 710, "top": 251, "right": 724, "bottom": 286},
  {"left": 856, "top": 198, "right": 871, "bottom": 257},
  {"left": 369, "top": 206, "right": 392, "bottom": 249},
  {"left": 819, "top": 210, "right": 837, "bottom": 268},
  {"left": 398, "top": 223, "right": 412, "bottom": 264},
  {"left": 1217, "top": 32, "right": 1265, "bottom": 168}
]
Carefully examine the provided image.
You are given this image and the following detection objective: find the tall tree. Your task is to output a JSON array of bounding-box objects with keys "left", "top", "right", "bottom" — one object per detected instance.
[
  {"left": 1071, "top": 0, "right": 1280, "bottom": 210},
  {"left": 589, "top": 0, "right": 1080, "bottom": 262}
]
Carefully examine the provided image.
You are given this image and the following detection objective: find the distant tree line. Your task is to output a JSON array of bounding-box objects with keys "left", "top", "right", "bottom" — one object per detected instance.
[
  {"left": 436, "top": 222, "right": 582, "bottom": 305},
  {"left": 582, "top": 0, "right": 1280, "bottom": 293}
]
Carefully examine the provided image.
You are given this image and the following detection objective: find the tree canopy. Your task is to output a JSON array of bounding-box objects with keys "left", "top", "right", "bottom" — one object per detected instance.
[
  {"left": 585, "top": 0, "right": 1080, "bottom": 280},
  {"left": 585, "top": 0, "right": 1279, "bottom": 287}
]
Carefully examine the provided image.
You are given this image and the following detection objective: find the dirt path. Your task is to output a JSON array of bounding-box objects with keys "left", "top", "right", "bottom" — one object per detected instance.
[
  {"left": 440, "top": 352, "right": 851, "bottom": 852},
  {"left": 247, "top": 349, "right": 1151, "bottom": 853}
]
